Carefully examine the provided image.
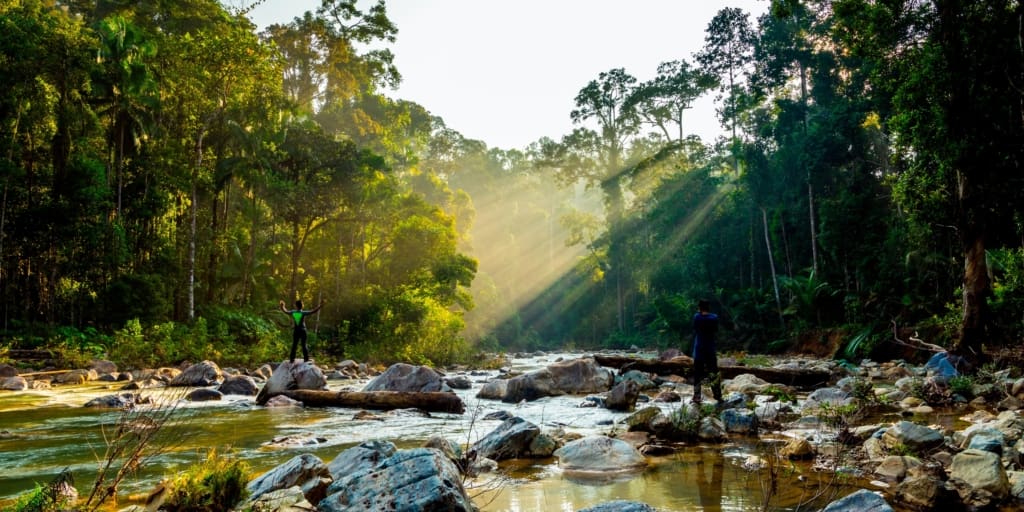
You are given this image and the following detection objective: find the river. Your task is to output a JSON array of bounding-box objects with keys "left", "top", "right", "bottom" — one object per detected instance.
[{"left": 0, "top": 352, "right": 866, "bottom": 511}]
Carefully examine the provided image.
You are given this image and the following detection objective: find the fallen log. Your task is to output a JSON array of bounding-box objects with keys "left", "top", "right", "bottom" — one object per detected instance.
[
  {"left": 274, "top": 390, "right": 465, "bottom": 414},
  {"left": 593, "top": 354, "right": 832, "bottom": 390}
]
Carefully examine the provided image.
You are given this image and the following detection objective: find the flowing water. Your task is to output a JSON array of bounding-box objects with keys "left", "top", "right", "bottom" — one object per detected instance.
[{"left": 0, "top": 353, "right": 869, "bottom": 511}]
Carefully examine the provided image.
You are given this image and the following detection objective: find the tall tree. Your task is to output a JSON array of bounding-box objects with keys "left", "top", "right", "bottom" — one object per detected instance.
[
  {"left": 834, "top": 0, "right": 1024, "bottom": 362},
  {"left": 565, "top": 68, "right": 641, "bottom": 332},
  {"left": 697, "top": 7, "right": 756, "bottom": 142}
]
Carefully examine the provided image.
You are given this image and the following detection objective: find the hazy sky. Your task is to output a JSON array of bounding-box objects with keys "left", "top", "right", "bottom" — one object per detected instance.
[{"left": 245, "top": 0, "right": 770, "bottom": 150}]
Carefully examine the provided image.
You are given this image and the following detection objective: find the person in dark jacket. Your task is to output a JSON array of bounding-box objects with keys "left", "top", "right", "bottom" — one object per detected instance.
[
  {"left": 279, "top": 298, "right": 325, "bottom": 362},
  {"left": 691, "top": 299, "right": 721, "bottom": 404}
]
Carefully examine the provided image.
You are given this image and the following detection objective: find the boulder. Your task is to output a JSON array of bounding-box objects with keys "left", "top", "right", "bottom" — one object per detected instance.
[
  {"left": 949, "top": 448, "right": 1009, "bottom": 502},
  {"left": 255, "top": 362, "right": 327, "bottom": 405},
  {"left": 605, "top": 380, "right": 640, "bottom": 411},
  {"left": 468, "top": 416, "right": 540, "bottom": 461},
  {"left": 362, "top": 363, "right": 449, "bottom": 393},
  {"left": 780, "top": 437, "right": 815, "bottom": 460},
  {"left": 502, "top": 358, "right": 613, "bottom": 402},
  {"left": 476, "top": 379, "right": 508, "bottom": 400},
  {"left": 963, "top": 428, "right": 1005, "bottom": 455},
  {"left": 246, "top": 453, "right": 331, "bottom": 506},
  {"left": 820, "top": 489, "right": 894, "bottom": 512},
  {"left": 0, "top": 364, "right": 18, "bottom": 378},
  {"left": 218, "top": 375, "right": 259, "bottom": 396},
  {"left": 698, "top": 416, "right": 726, "bottom": 442},
  {"left": 553, "top": 436, "right": 646, "bottom": 474},
  {"left": 721, "top": 408, "right": 758, "bottom": 435},
  {"left": 623, "top": 407, "right": 662, "bottom": 433},
  {"left": 1, "top": 376, "right": 27, "bottom": 391},
  {"left": 873, "top": 455, "right": 921, "bottom": 482},
  {"left": 577, "top": 500, "right": 658, "bottom": 512},
  {"left": 29, "top": 380, "right": 51, "bottom": 390},
  {"left": 54, "top": 369, "right": 98, "bottom": 385},
  {"left": 445, "top": 375, "right": 472, "bottom": 390},
  {"left": 881, "top": 421, "right": 945, "bottom": 453},
  {"left": 802, "top": 387, "right": 853, "bottom": 411},
  {"left": 616, "top": 370, "right": 656, "bottom": 390},
  {"left": 169, "top": 360, "right": 223, "bottom": 387},
  {"left": 186, "top": 388, "right": 223, "bottom": 401},
  {"left": 727, "top": 373, "right": 773, "bottom": 394},
  {"left": 319, "top": 448, "right": 473, "bottom": 512},
  {"left": 121, "top": 377, "right": 165, "bottom": 390},
  {"left": 84, "top": 393, "right": 138, "bottom": 408},
  {"left": 653, "top": 390, "right": 682, "bottom": 402},
  {"left": 895, "top": 475, "right": 948, "bottom": 511},
  {"left": 89, "top": 359, "right": 118, "bottom": 374},
  {"left": 327, "top": 440, "right": 397, "bottom": 479}
]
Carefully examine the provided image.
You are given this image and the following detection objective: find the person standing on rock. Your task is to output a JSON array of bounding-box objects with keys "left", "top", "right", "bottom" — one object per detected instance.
[
  {"left": 692, "top": 299, "right": 722, "bottom": 404},
  {"left": 279, "top": 298, "right": 325, "bottom": 363}
]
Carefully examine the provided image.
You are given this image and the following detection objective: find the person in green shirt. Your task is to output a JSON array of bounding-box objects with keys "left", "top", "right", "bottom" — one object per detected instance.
[{"left": 279, "top": 298, "right": 325, "bottom": 363}]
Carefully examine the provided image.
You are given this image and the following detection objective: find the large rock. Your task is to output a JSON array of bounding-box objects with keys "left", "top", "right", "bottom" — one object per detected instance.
[
  {"left": 727, "top": 373, "right": 773, "bottom": 394},
  {"left": 362, "top": 363, "right": 449, "bottom": 393},
  {"left": 319, "top": 448, "right": 473, "bottom": 512},
  {"left": 895, "top": 475, "right": 948, "bottom": 510},
  {"left": 780, "top": 436, "right": 815, "bottom": 460},
  {"left": 89, "top": 359, "right": 118, "bottom": 374},
  {"left": 218, "top": 375, "right": 259, "bottom": 396},
  {"left": 255, "top": 361, "right": 328, "bottom": 405},
  {"left": 476, "top": 379, "right": 508, "bottom": 400},
  {"left": 502, "top": 358, "right": 613, "bottom": 403},
  {"left": 0, "top": 364, "right": 18, "bottom": 378},
  {"left": 1, "top": 376, "right": 27, "bottom": 391},
  {"left": 616, "top": 370, "right": 656, "bottom": 390},
  {"left": 881, "top": 421, "right": 945, "bottom": 453},
  {"left": 54, "top": 369, "right": 98, "bottom": 385},
  {"left": 554, "top": 436, "right": 646, "bottom": 474},
  {"left": 820, "top": 489, "right": 894, "bottom": 512},
  {"left": 605, "top": 380, "right": 640, "bottom": 411},
  {"left": 468, "top": 416, "right": 540, "bottom": 462},
  {"left": 577, "top": 500, "right": 658, "bottom": 512},
  {"left": 246, "top": 453, "right": 331, "bottom": 506},
  {"left": 186, "top": 388, "right": 223, "bottom": 401},
  {"left": 873, "top": 455, "right": 921, "bottom": 482},
  {"left": 949, "top": 448, "right": 1010, "bottom": 502},
  {"left": 721, "top": 408, "right": 758, "bottom": 435},
  {"left": 326, "top": 440, "right": 397, "bottom": 479},
  {"left": 84, "top": 393, "right": 138, "bottom": 408},
  {"left": 802, "top": 387, "right": 852, "bottom": 411},
  {"left": 169, "top": 360, "right": 223, "bottom": 387}
]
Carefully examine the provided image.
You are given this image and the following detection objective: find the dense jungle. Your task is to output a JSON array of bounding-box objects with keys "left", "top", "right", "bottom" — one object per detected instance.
[{"left": 2, "top": 0, "right": 1023, "bottom": 372}]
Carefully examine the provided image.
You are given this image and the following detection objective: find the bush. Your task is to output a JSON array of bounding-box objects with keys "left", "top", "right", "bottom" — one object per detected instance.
[{"left": 162, "top": 449, "right": 250, "bottom": 512}]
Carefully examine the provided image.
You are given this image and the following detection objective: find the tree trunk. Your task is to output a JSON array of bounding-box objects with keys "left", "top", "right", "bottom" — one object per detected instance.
[
  {"left": 762, "top": 207, "right": 784, "bottom": 329},
  {"left": 270, "top": 390, "right": 465, "bottom": 414},
  {"left": 592, "top": 354, "right": 831, "bottom": 390},
  {"left": 955, "top": 221, "right": 989, "bottom": 361}
]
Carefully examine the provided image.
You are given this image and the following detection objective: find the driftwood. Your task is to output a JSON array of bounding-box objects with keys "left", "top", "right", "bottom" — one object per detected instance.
[
  {"left": 593, "top": 354, "right": 832, "bottom": 390},
  {"left": 274, "top": 390, "right": 465, "bottom": 414}
]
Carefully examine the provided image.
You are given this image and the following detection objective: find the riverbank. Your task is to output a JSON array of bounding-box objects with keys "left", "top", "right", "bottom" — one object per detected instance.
[{"left": 2, "top": 351, "right": 1024, "bottom": 511}]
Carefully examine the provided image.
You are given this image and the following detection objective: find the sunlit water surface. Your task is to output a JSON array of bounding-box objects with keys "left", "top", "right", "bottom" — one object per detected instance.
[{"left": 1, "top": 353, "right": 871, "bottom": 510}]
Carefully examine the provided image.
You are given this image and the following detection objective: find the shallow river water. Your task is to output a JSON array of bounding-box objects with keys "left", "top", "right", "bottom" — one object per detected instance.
[{"left": 0, "top": 352, "right": 869, "bottom": 511}]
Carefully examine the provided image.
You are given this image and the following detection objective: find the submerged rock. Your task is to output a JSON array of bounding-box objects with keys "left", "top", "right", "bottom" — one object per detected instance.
[
  {"left": 554, "top": 435, "right": 646, "bottom": 474},
  {"left": 320, "top": 448, "right": 473, "bottom": 512},
  {"left": 820, "top": 489, "right": 894, "bottom": 512},
  {"left": 577, "top": 500, "right": 657, "bottom": 512}
]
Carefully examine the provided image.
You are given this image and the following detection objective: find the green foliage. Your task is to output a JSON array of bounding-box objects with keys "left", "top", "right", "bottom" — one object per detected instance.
[
  {"left": 762, "top": 385, "right": 796, "bottom": 404},
  {"left": 162, "top": 449, "right": 251, "bottom": 512},
  {"left": 948, "top": 375, "right": 974, "bottom": 399},
  {"left": 815, "top": 402, "right": 859, "bottom": 431}
]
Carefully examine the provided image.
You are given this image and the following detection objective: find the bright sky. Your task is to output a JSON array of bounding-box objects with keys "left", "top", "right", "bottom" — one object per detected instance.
[{"left": 246, "top": 0, "right": 770, "bottom": 150}]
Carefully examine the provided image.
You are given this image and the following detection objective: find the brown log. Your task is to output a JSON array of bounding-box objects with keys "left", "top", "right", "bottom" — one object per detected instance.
[
  {"left": 275, "top": 390, "right": 465, "bottom": 414},
  {"left": 593, "top": 354, "right": 832, "bottom": 389}
]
